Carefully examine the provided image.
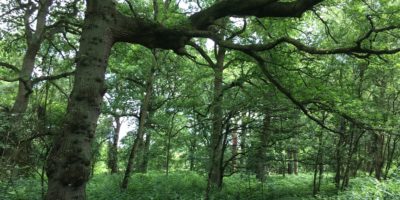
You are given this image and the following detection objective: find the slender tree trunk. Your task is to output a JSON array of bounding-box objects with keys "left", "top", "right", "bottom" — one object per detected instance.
[
  {"left": 166, "top": 131, "right": 171, "bottom": 176},
  {"left": 231, "top": 129, "right": 238, "bottom": 172},
  {"left": 45, "top": 1, "right": 114, "bottom": 199},
  {"left": 334, "top": 119, "right": 346, "bottom": 190},
  {"left": 121, "top": 58, "right": 156, "bottom": 189},
  {"left": 287, "top": 150, "right": 293, "bottom": 175},
  {"left": 108, "top": 115, "right": 121, "bottom": 173},
  {"left": 239, "top": 115, "right": 247, "bottom": 167},
  {"left": 373, "top": 133, "right": 385, "bottom": 180},
  {"left": 281, "top": 152, "right": 286, "bottom": 177},
  {"left": 2, "top": 0, "right": 53, "bottom": 174},
  {"left": 12, "top": 0, "right": 53, "bottom": 114},
  {"left": 293, "top": 149, "right": 298, "bottom": 175},
  {"left": 313, "top": 134, "right": 323, "bottom": 196},
  {"left": 139, "top": 132, "right": 151, "bottom": 173},
  {"left": 342, "top": 134, "right": 354, "bottom": 189},
  {"left": 255, "top": 112, "right": 270, "bottom": 182},
  {"left": 206, "top": 48, "right": 226, "bottom": 198},
  {"left": 384, "top": 136, "right": 398, "bottom": 179}
]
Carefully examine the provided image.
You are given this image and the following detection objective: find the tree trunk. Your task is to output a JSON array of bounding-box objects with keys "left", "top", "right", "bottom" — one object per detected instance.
[
  {"left": 293, "top": 149, "right": 298, "bottom": 175},
  {"left": 12, "top": 0, "right": 53, "bottom": 114},
  {"left": 139, "top": 132, "right": 151, "bottom": 173},
  {"left": 108, "top": 115, "right": 121, "bottom": 173},
  {"left": 287, "top": 150, "right": 293, "bottom": 175},
  {"left": 334, "top": 119, "right": 346, "bottom": 190},
  {"left": 373, "top": 133, "right": 385, "bottom": 180},
  {"left": 45, "top": 1, "right": 114, "bottom": 199},
  {"left": 313, "top": 134, "right": 323, "bottom": 196},
  {"left": 255, "top": 112, "right": 270, "bottom": 182},
  {"left": 239, "top": 114, "right": 248, "bottom": 167},
  {"left": 166, "top": 131, "right": 171, "bottom": 176},
  {"left": 384, "top": 136, "right": 398, "bottom": 179},
  {"left": 121, "top": 59, "right": 156, "bottom": 189},
  {"left": 206, "top": 48, "right": 226, "bottom": 198},
  {"left": 231, "top": 129, "right": 238, "bottom": 172}
]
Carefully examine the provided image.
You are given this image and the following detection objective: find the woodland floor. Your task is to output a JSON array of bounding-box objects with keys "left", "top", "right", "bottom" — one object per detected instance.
[{"left": 2, "top": 168, "right": 400, "bottom": 200}]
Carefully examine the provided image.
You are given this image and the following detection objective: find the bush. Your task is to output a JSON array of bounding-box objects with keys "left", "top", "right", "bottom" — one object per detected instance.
[{"left": 2, "top": 172, "right": 400, "bottom": 200}]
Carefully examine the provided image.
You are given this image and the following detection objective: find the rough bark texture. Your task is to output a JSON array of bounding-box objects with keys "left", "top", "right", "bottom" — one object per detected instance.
[{"left": 45, "top": 1, "right": 113, "bottom": 199}]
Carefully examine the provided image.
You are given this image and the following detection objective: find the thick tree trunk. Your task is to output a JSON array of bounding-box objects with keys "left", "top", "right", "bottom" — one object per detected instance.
[
  {"left": 121, "top": 62, "right": 155, "bottom": 189},
  {"left": 108, "top": 115, "right": 121, "bottom": 173},
  {"left": 45, "top": 1, "right": 114, "bottom": 199}
]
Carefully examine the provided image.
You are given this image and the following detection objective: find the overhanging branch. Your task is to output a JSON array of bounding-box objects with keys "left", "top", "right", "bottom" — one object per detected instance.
[{"left": 0, "top": 62, "right": 20, "bottom": 73}]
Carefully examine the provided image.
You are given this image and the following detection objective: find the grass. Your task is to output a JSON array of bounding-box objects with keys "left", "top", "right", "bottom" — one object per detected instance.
[{"left": 1, "top": 171, "right": 400, "bottom": 199}]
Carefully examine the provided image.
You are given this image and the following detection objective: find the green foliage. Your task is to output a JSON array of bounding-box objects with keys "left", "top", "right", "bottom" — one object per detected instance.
[
  {"left": 328, "top": 176, "right": 400, "bottom": 200},
  {"left": 5, "top": 172, "right": 400, "bottom": 200},
  {"left": 87, "top": 172, "right": 206, "bottom": 200},
  {"left": 0, "top": 177, "right": 43, "bottom": 200}
]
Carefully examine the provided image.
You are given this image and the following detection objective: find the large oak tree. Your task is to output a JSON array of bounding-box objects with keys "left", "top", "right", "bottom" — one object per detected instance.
[{"left": 42, "top": 0, "right": 400, "bottom": 199}]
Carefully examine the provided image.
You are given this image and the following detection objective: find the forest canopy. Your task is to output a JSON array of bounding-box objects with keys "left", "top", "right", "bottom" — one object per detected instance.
[{"left": 0, "top": 0, "right": 400, "bottom": 199}]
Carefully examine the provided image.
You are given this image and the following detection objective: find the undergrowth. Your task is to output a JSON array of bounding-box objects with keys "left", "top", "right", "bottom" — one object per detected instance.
[{"left": 1, "top": 171, "right": 400, "bottom": 199}]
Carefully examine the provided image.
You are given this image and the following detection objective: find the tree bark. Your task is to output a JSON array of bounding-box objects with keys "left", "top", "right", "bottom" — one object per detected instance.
[
  {"left": 45, "top": 0, "right": 114, "bottom": 199},
  {"left": 138, "top": 132, "right": 152, "bottom": 173},
  {"left": 108, "top": 115, "right": 121, "bottom": 174},
  {"left": 293, "top": 149, "right": 298, "bottom": 175},
  {"left": 12, "top": 0, "right": 53, "bottom": 114},
  {"left": 255, "top": 112, "right": 271, "bottom": 182},
  {"left": 334, "top": 118, "right": 346, "bottom": 190},
  {"left": 166, "top": 125, "right": 172, "bottom": 176},
  {"left": 287, "top": 150, "right": 294, "bottom": 175},
  {"left": 373, "top": 133, "right": 385, "bottom": 180},
  {"left": 384, "top": 136, "right": 398, "bottom": 179},
  {"left": 231, "top": 129, "right": 238, "bottom": 172},
  {"left": 206, "top": 48, "right": 226, "bottom": 198},
  {"left": 121, "top": 58, "right": 156, "bottom": 189}
]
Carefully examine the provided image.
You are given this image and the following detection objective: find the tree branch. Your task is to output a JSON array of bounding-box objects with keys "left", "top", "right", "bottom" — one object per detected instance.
[
  {"left": 32, "top": 71, "right": 75, "bottom": 84},
  {"left": 218, "top": 35, "right": 400, "bottom": 56},
  {"left": 0, "top": 62, "right": 20, "bottom": 73},
  {"left": 190, "top": 0, "right": 324, "bottom": 29}
]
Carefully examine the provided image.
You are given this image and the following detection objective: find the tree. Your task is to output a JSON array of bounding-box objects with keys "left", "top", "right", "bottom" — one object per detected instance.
[{"left": 39, "top": 0, "right": 400, "bottom": 199}]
